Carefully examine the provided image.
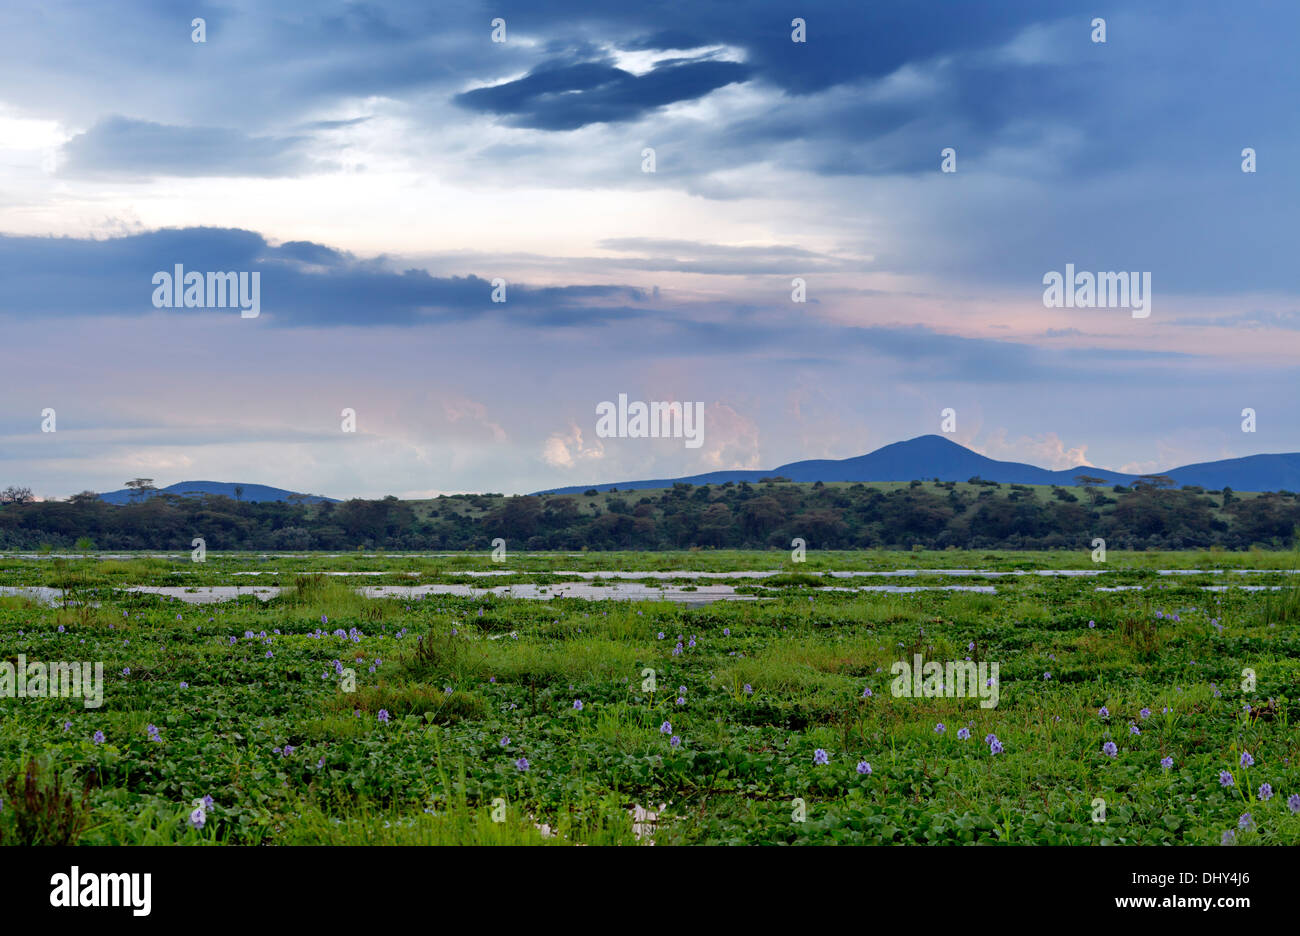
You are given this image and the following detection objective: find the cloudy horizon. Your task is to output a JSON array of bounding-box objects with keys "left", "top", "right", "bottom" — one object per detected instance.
[{"left": 2, "top": 1, "right": 1297, "bottom": 500}]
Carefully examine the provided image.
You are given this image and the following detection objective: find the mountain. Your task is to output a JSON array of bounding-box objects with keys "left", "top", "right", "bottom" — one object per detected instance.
[
  {"left": 97, "top": 481, "right": 337, "bottom": 505},
  {"left": 535, "top": 435, "right": 1300, "bottom": 494}
]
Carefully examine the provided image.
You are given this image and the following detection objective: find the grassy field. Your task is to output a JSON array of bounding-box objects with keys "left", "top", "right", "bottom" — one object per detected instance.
[{"left": 1, "top": 549, "right": 1298, "bottom": 845}]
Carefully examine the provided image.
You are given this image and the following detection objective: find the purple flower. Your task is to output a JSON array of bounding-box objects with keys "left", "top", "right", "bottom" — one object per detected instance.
[
  {"left": 1240, "top": 751, "right": 1254, "bottom": 767},
  {"left": 62, "top": 720, "right": 71, "bottom": 731},
  {"left": 499, "top": 736, "right": 509, "bottom": 747},
  {"left": 813, "top": 748, "right": 830, "bottom": 765},
  {"left": 1139, "top": 707, "right": 1151, "bottom": 719},
  {"left": 188, "top": 807, "right": 206, "bottom": 829},
  {"left": 179, "top": 681, "right": 188, "bottom": 689},
  {"left": 1129, "top": 723, "right": 1140, "bottom": 735},
  {"left": 985, "top": 733, "right": 997, "bottom": 745},
  {"left": 515, "top": 757, "right": 530, "bottom": 771},
  {"left": 92, "top": 730, "right": 105, "bottom": 745},
  {"left": 1088, "top": 620, "right": 1095, "bottom": 628},
  {"left": 934, "top": 723, "right": 946, "bottom": 734},
  {"left": 377, "top": 709, "right": 390, "bottom": 723},
  {"left": 1288, "top": 794, "right": 1300, "bottom": 814},
  {"left": 573, "top": 699, "right": 583, "bottom": 711},
  {"left": 203, "top": 794, "right": 214, "bottom": 811},
  {"left": 675, "top": 696, "right": 686, "bottom": 706},
  {"left": 723, "top": 628, "right": 730, "bottom": 636},
  {"left": 957, "top": 727, "right": 970, "bottom": 740},
  {"left": 1102, "top": 741, "right": 1118, "bottom": 758},
  {"left": 1221, "top": 829, "right": 1236, "bottom": 845},
  {"left": 660, "top": 721, "right": 672, "bottom": 735},
  {"left": 1238, "top": 812, "right": 1253, "bottom": 830},
  {"left": 857, "top": 761, "right": 872, "bottom": 775},
  {"left": 1098, "top": 706, "right": 1109, "bottom": 718},
  {"left": 1043, "top": 672, "right": 1051, "bottom": 680},
  {"left": 990, "top": 739, "right": 1004, "bottom": 755},
  {"left": 1219, "top": 771, "right": 1235, "bottom": 787},
  {"left": 670, "top": 735, "right": 681, "bottom": 748},
  {"left": 744, "top": 684, "right": 753, "bottom": 695},
  {"left": 1259, "top": 783, "right": 1273, "bottom": 802},
  {"left": 122, "top": 667, "right": 130, "bottom": 676},
  {"left": 861, "top": 687, "right": 873, "bottom": 698},
  {"left": 1160, "top": 756, "right": 1174, "bottom": 770}
]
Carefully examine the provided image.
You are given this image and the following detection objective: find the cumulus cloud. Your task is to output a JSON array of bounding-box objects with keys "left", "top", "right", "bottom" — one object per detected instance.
[
  {"left": 974, "top": 430, "right": 1093, "bottom": 470},
  {"left": 542, "top": 422, "right": 605, "bottom": 468}
]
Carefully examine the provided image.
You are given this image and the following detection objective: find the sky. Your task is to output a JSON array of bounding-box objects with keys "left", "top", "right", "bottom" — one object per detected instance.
[{"left": 1, "top": 0, "right": 1298, "bottom": 499}]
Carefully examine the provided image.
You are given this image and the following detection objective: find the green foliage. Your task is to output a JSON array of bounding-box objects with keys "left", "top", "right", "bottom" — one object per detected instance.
[{"left": 0, "top": 550, "right": 1298, "bottom": 845}]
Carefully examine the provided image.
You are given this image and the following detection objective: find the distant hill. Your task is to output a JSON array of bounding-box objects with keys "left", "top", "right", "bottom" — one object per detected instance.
[
  {"left": 97, "top": 481, "right": 337, "bottom": 505},
  {"left": 536, "top": 435, "right": 1300, "bottom": 494}
]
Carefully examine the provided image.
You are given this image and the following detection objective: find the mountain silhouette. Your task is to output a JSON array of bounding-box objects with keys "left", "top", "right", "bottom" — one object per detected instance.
[
  {"left": 535, "top": 435, "right": 1300, "bottom": 494},
  {"left": 97, "top": 481, "right": 337, "bottom": 504}
]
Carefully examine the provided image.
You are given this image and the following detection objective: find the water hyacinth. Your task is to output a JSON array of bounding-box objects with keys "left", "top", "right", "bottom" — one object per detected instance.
[
  {"left": 1288, "top": 794, "right": 1300, "bottom": 814},
  {"left": 1102, "top": 741, "right": 1118, "bottom": 758},
  {"left": 813, "top": 749, "right": 829, "bottom": 765},
  {"left": 188, "top": 807, "right": 206, "bottom": 829},
  {"left": 857, "top": 761, "right": 871, "bottom": 775},
  {"left": 660, "top": 721, "right": 671, "bottom": 734},
  {"left": 1259, "top": 783, "right": 1273, "bottom": 802},
  {"left": 957, "top": 727, "right": 970, "bottom": 740},
  {"left": 573, "top": 699, "right": 583, "bottom": 711},
  {"left": 669, "top": 736, "right": 681, "bottom": 749},
  {"left": 934, "top": 723, "right": 946, "bottom": 734},
  {"left": 1160, "top": 756, "right": 1174, "bottom": 769},
  {"left": 515, "top": 757, "right": 529, "bottom": 772},
  {"left": 1240, "top": 751, "right": 1255, "bottom": 767},
  {"left": 93, "top": 730, "right": 105, "bottom": 745},
  {"left": 1099, "top": 706, "right": 1109, "bottom": 718},
  {"left": 1219, "top": 771, "right": 1234, "bottom": 787},
  {"left": 377, "top": 709, "right": 390, "bottom": 723}
]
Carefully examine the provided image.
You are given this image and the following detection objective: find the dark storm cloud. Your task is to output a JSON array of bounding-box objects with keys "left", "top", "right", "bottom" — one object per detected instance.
[
  {"left": 454, "top": 57, "right": 753, "bottom": 129},
  {"left": 0, "top": 228, "right": 647, "bottom": 327}
]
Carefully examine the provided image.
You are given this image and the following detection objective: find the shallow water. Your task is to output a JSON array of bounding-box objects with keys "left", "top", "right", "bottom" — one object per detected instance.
[{"left": 1, "top": 581, "right": 1000, "bottom": 606}]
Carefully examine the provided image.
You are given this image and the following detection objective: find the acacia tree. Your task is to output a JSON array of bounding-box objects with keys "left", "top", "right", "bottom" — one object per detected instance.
[
  {"left": 0, "top": 486, "right": 34, "bottom": 504},
  {"left": 124, "top": 479, "right": 156, "bottom": 503},
  {"left": 1074, "top": 474, "right": 1108, "bottom": 506}
]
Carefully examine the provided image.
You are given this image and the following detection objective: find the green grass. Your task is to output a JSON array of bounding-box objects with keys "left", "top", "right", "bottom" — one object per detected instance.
[{"left": 1, "top": 549, "right": 1298, "bottom": 845}]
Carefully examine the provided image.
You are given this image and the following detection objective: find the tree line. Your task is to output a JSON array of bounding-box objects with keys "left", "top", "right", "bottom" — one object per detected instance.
[{"left": 1, "top": 479, "right": 1298, "bottom": 551}]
